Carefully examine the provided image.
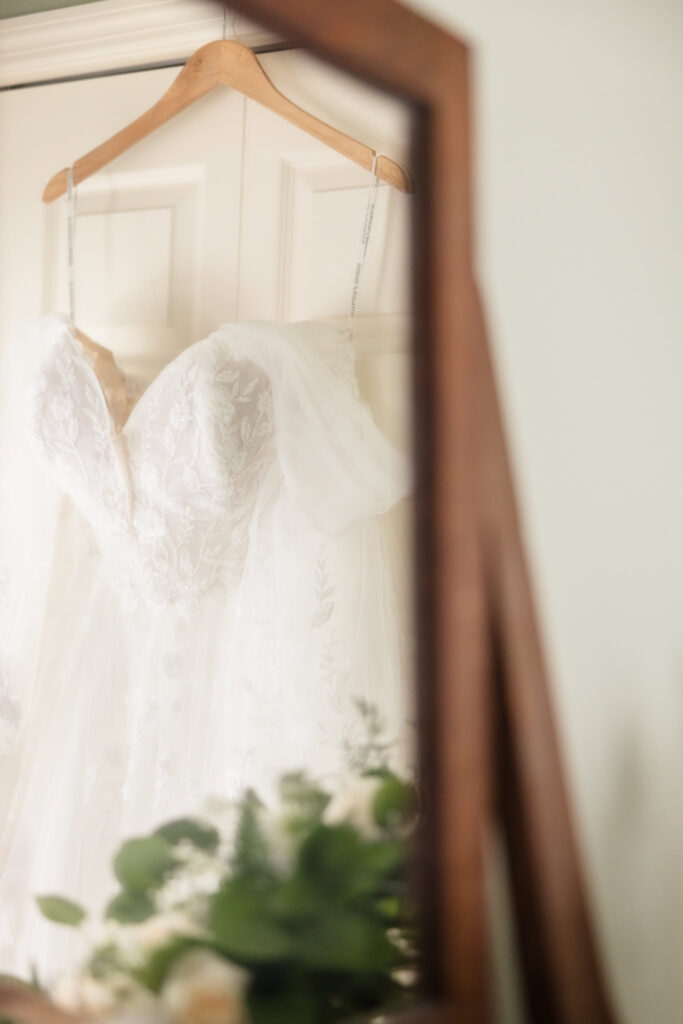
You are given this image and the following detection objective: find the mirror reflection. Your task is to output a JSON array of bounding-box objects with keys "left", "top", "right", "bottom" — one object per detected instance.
[{"left": 0, "top": 8, "right": 417, "bottom": 1021}]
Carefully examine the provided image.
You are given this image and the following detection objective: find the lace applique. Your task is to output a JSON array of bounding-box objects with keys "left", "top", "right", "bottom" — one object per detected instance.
[
  {"left": 0, "top": 565, "right": 22, "bottom": 753},
  {"left": 312, "top": 550, "right": 335, "bottom": 627},
  {"left": 27, "top": 330, "right": 275, "bottom": 610},
  {"left": 28, "top": 336, "right": 130, "bottom": 539},
  {"left": 0, "top": 668, "right": 22, "bottom": 753},
  {"left": 0, "top": 562, "right": 10, "bottom": 652}
]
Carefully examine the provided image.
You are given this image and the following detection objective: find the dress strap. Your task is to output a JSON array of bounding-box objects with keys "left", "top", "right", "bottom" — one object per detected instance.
[
  {"left": 346, "top": 153, "right": 381, "bottom": 336},
  {"left": 66, "top": 166, "right": 77, "bottom": 324}
]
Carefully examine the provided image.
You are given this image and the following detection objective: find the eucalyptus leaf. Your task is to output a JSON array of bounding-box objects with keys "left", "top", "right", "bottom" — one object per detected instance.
[
  {"left": 113, "top": 835, "right": 178, "bottom": 893},
  {"left": 137, "top": 936, "right": 205, "bottom": 994},
  {"left": 105, "top": 890, "right": 156, "bottom": 923},
  {"left": 36, "top": 895, "right": 86, "bottom": 927},
  {"left": 154, "top": 818, "right": 219, "bottom": 853},
  {"left": 278, "top": 772, "right": 329, "bottom": 831},
  {"left": 231, "top": 791, "right": 273, "bottom": 878},
  {"left": 88, "top": 943, "right": 133, "bottom": 980}
]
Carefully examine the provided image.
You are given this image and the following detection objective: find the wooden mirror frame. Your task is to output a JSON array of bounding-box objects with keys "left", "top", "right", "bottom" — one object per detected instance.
[
  {"left": 0, "top": 2, "right": 621, "bottom": 1024},
  {"left": 215, "top": 3, "right": 620, "bottom": 1024}
]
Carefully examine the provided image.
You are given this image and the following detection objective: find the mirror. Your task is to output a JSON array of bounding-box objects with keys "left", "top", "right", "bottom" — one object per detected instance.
[{"left": 0, "top": 5, "right": 419, "bottom": 1021}]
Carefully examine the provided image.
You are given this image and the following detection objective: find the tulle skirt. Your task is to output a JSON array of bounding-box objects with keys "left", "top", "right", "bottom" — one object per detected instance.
[{"left": 0, "top": 493, "right": 412, "bottom": 983}]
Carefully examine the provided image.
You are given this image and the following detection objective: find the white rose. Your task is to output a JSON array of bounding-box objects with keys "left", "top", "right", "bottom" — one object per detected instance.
[
  {"left": 322, "top": 775, "right": 382, "bottom": 838},
  {"left": 161, "top": 950, "right": 249, "bottom": 1024}
]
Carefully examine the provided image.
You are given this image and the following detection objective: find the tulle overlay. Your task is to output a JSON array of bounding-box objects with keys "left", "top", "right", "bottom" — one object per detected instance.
[{"left": 0, "top": 315, "right": 411, "bottom": 980}]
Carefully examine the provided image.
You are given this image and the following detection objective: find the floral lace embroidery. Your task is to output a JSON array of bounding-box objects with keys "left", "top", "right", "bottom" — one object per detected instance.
[
  {"left": 312, "top": 551, "right": 335, "bottom": 627},
  {"left": 27, "top": 330, "right": 274, "bottom": 610},
  {"left": 0, "top": 668, "right": 22, "bottom": 753},
  {"left": 28, "top": 339, "right": 129, "bottom": 539}
]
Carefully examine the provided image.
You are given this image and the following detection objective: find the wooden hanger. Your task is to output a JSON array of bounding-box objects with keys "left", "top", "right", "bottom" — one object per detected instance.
[{"left": 42, "top": 39, "right": 413, "bottom": 203}]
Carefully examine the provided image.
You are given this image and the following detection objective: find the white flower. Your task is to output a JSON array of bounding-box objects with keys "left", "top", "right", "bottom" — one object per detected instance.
[
  {"left": 200, "top": 795, "right": 241, "bottom": 848},
  {"left": 155, "top": 848, "right": 224, "bottom": 917},
  {"left": 92, "top": 912, "right": 207, "bottom": 970},
  {"left": 322, "top": 774, "right": 383, "bottom": 838},
  {"left": 161, "top": 950, "right": 249, "bottom": 1024},
  {"left": 134, "top": 911, "right": 207, "bottom": 951},
  {"left": 392, "top": 966, "right": 418, "bottom": 988}
]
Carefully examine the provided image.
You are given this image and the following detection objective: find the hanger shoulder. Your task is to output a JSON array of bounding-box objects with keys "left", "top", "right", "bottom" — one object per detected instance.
[
  {"left": 43, "top": 40, "right": 413, "bottom": 202},
  {"left": 42, "top": 44, "right": 223, "bottom": 203},
  {"left": 216, "top": 42, "right": 413, "bottom": 193}
]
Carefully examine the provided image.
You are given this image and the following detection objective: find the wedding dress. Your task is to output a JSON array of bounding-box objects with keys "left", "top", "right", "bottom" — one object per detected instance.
[{"left": 0, "top": 166, "right": 411, "bottom": 982}]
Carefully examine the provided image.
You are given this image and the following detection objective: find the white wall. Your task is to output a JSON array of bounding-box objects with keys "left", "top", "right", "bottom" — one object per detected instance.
[{"left": 401, "top": 0, "right": 683, "bottom": 1021}]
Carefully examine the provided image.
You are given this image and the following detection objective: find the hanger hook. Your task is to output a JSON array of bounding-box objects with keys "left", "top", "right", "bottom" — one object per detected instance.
[{"left": 222, "top": 4, "right": 228, "bottom": 40}]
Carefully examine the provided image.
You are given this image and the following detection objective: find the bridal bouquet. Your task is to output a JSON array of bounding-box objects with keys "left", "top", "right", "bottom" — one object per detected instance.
[{"left": 35, "top": 759, "right": 418, "bottom": 1024}]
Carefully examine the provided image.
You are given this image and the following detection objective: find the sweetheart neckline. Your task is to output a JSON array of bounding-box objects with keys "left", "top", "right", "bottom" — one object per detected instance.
[
  {"left": 55, "top": 315, "right": 353, "bottom": 439},
  {"left": 62, "top": 318, "right": 217, "bottom": 438}
]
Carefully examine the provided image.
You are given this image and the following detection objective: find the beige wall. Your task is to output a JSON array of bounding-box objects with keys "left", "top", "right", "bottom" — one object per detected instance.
[{"left": 401, "top": 0, "right": 683, "bottom": 1022}]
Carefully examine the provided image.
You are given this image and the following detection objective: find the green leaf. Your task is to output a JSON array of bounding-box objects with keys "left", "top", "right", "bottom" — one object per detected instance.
[
  {"left": 292, "top": 908, "right": 401, "bottom": 972},
  {"left": 372, "top": 776, "right": 417, "bottom": 831},
  {"left": 270, "top": 875, "right": 325, "bottom": 920},
  {"left": 296, "top": 825, "right": 404, "bottom": 900},
  {"left": 87, "top": 943, "right": 132, "bottom": 980},
  {"left": 105, "top": 890, "right": 156, "bottom": 923},
  {"left": 349, "top": 839, "right": 405, "bottom": 897},
  {"left": 35, "top": 895, "right": 86, "bottom": 927},
  {"left": 136, "top": 937, "right": 205, "bottom": 994},
  {"left": 231, "top": 791, "right": 273, "bottom": 878},
  {"left": 154, "top": 818, "right": 219, "bottom": 853},
  {"left": 113, "top": 835, "right": 178, "bottom": 893},
  {"left": 248, "top": 980, "right": 318, "bottom": 1024},
  {"left": 211, "top": 878, "right": 291, "bottom": 962},
  {"left": 374, "top": 895, "right": 401, "bottom": 921},
  {"left": 278, "top": 772, "right": 329, "bottom": 832},
  {"left": 297, "top": 824, "right": 365, "bottom": 886}
]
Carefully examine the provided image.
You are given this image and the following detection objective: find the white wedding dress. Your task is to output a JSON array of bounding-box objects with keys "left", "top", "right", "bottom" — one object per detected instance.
[{"left": 0, "top": 310, "right": 412, "bottom": 981}]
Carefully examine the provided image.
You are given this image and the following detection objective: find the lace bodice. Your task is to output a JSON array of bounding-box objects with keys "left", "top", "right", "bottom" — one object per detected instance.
[{"left": 27, "top": 318, "right": 275, "bottom": 608}]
